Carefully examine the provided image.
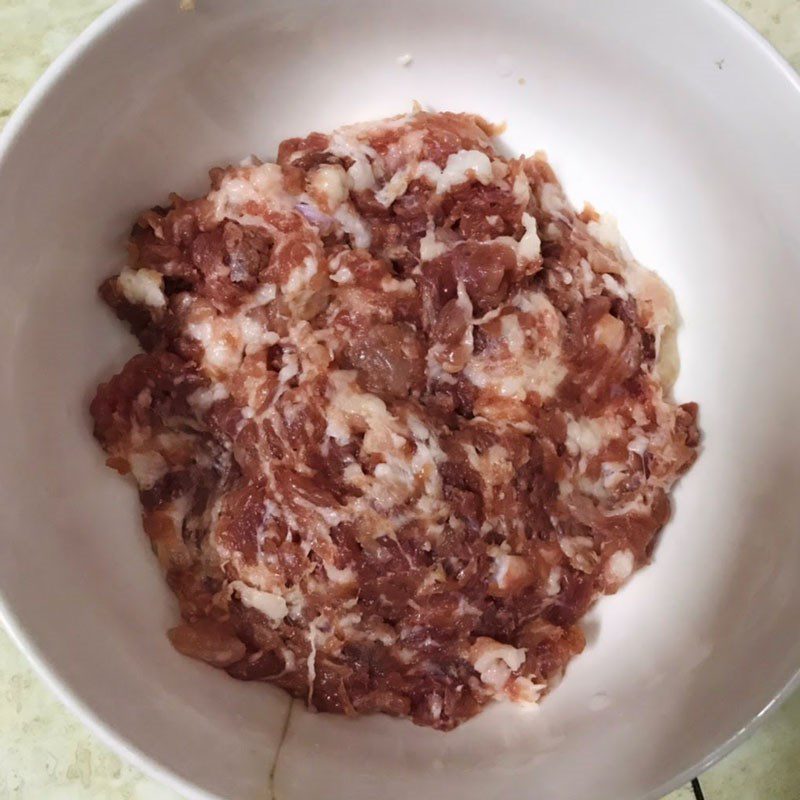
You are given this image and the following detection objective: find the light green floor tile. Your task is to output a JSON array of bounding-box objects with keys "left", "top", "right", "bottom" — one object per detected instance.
[
  {"left": 698, "top": 690, "right": 800, "bottom": 800},
  {"left": 662, "top": 784, "right": 698, "bottom": 800},
  {"left": 0, "top": 627, "right": 181, "bottom": 799},
  {"left": 727, "top": 0, "right": 800, "bottom": 68},
  {"left": 0, "top": 0, "right": 115, "bottom": 128}
]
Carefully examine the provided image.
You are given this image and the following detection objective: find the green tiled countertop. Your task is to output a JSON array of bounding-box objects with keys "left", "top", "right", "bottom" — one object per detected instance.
[{"left": 0, "top": 1, "right": 798, "bottom": 798}]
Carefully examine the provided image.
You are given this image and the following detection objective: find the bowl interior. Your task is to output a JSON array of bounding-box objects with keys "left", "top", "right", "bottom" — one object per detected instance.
[{"left": 0, "top": 1, "right": 798, "bottom": 799}]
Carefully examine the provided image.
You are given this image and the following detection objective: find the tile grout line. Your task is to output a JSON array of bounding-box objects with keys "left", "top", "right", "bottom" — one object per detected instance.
[{"left": 691, "top": 777, "right": 707, "bottom": 800}]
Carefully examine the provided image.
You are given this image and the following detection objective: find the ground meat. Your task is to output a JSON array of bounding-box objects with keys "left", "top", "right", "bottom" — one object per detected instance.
[{"left": 91, "top": 110, "right": 699, "bottom": 731}]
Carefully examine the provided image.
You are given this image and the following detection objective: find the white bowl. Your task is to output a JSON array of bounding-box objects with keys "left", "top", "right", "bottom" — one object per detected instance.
[{"left": 0, "top": 1, "right": 798, "bottom": 799}]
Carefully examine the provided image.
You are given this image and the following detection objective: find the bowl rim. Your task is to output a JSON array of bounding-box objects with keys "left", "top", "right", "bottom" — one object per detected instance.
[{"left": 0, "top": 1, "right": 798, "bottom": 798}]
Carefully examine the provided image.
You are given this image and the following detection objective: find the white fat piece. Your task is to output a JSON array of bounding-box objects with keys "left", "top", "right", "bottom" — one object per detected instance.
[
  {"left": 517, "top": 212, "right": 541, "bottom": 261},
  {"left": 565, "top": 415, "right": 621, "bottom": 459},
  {"left": 210, "top": 163, "right": 296, "bottom": 222},
  {"left": 419, "top": 223, "right": 449, "bottom": 262},
  {"left": 308, "top": 164, "right": 349, "bottom": 211},
  {"left": 605, "top": 549, "right": 635, "bottom": 585},
  {"left": 187, "top": 318, "right": 241, "bottom": 375},
  {"left": 128, "top": 451, "right": 168, "bottom": 489},
  {"left": 436, "top": 149, "right": 493, "bottom": 194},
  {"left": 188, "top": 383, "right": 230, "bottom": 413},
  {"left": 334, "top": 204, "right": 372, "bottom": 249},
  {"left": 117, "top": 268, "right": 166, "bottom": 308},
  {"left": 512, "top": 170, "right": 531, "bottom": 206},
  {"left": 465, "top": 298, "right": 567, "bottom": 402},
  {"left": 374, "top": 168, "right": 411, "bottom": 208},
  {"left": 471, "top": 637, "right": 527, "bottom": 691},
  {"left": 327, "top": 130, "right": 378, "bottom": 191},
  {"left": 230, "top": 581, "right": 288, "bottom": 624},
  {"left": 282, "top": 255, "right": 319, "bottom": 294}
]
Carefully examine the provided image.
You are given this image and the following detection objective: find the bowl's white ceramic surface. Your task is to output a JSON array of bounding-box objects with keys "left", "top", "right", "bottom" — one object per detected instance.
[{"left": 0, "top": 1, "right": 798, "bottom": 799}]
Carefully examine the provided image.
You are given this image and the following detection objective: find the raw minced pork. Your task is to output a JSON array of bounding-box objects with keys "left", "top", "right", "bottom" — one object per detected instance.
[{"left": 91, "top": 111, "right": 699, "bottom": 730}]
